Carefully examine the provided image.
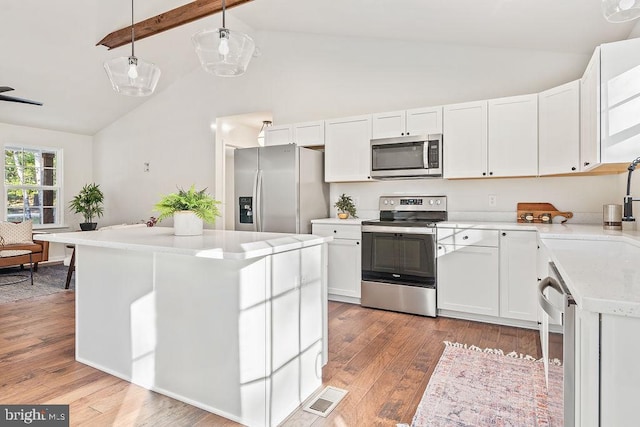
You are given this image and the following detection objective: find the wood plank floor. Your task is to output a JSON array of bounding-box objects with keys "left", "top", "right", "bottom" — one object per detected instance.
[{"left": 0, "top": 293, "right": 561, "bottom": 426}]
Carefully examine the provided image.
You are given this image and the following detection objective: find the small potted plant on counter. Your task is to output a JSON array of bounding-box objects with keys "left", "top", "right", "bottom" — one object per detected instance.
[
  {"left": 154, "top": 185, "right": 221, "bottom": 236},
  {"left": 334, "top": 193, "right": 358, "bottom": 219},
  {"left": 69, "top": 183, "right": 105, "bottom": 231}
]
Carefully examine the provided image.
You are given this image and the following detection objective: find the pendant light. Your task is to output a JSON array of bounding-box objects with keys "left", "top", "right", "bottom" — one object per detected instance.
[
  {"left": 104, "top": 0, "right": 161, "bottom": 96},
  {"left": 192, "top": 0, "right": 256, "bottom": 77},
  {"left": 602, "top": 0, "right": 640, "bottom": 22}
]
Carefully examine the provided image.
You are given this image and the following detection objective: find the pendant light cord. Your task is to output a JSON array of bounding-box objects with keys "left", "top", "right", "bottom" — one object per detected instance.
[
  {"left": 131, "top": 0, "right": 135, "bottom": 57},
  {"left": 222, "top": 0, "right": 226, "bottom": 29}
]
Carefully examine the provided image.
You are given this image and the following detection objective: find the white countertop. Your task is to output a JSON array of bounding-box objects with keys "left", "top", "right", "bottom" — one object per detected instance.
[
  {"left": 311, "top": 217, "right": 372, "bottom": 225},
  {"left": 35, "top": 226, "right": 331, "bottom": 260}
]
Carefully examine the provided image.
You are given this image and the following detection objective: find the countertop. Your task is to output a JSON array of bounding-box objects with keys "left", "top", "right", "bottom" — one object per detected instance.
[
  {"left": 313, "top": 217, "right": 640, "bottom": 317},
  {"left": 34, "top": 226, "right": 331, "bottom": 260}
]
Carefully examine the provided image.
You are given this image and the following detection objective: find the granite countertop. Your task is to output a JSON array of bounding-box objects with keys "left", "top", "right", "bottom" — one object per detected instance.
[{"left": 34, "top": 227, "right": 331, "bottom": 260}]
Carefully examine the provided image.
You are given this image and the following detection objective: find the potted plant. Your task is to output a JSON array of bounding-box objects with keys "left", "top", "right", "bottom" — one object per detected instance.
[
  {"left": 154, "top": 185, "right": 221, "bottom": 236},
  {"left": 69, "top": 183, "right": 105, "bottom": 231},
  {"left": 334, "top": 193, "right": 357, "bottom": 219}
]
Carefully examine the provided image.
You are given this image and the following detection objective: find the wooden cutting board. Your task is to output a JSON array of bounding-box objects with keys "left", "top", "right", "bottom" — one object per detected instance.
[{"left": 517, "top": 202, "right": 573, "bottom": 224}]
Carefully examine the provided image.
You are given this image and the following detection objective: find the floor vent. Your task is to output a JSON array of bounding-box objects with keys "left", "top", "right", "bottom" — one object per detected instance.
[{"left": 302, "top": 386, "right": 348, "bottom": 417}]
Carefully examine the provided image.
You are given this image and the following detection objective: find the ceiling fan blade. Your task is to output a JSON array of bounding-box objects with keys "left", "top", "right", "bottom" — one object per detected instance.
[
  {"left": 0, "top": 86, "right": 15, "bottom": 94},
  {"left": 0, "top": 94, "right": 43, "bottom": 106}
]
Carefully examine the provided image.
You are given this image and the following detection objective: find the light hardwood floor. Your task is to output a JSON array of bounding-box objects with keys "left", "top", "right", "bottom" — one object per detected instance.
[{"left": 0, "top": 292, "right": 561, "bottom": 426}]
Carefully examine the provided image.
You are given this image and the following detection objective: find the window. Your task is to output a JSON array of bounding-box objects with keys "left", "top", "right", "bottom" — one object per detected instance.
[{"left": 4, "top": 146, "right": 62, "bottom": 226}]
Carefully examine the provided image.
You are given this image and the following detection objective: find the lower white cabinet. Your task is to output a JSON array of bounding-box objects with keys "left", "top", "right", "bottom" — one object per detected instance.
[
  {"left": 312, "top": 222, "right": 361, "bottom": 301},
  {"left": 499, "top": 230, "right": 538, "bottom": 321},
  {"left": 437, "top": 230, "right": 500, "bottom": 316}
]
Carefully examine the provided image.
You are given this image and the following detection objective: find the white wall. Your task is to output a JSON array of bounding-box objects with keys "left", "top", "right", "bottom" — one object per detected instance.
[
  {"left": 0, "top": 122, "right": 93, "bottom": 259},
  {"left": 93, "top": 30, "right": 622, "bottom": 227}
]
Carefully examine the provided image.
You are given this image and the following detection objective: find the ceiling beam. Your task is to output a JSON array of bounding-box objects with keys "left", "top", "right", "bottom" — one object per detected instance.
[{"left": 97, "top": 0, "right": 254, "bottom": 50}]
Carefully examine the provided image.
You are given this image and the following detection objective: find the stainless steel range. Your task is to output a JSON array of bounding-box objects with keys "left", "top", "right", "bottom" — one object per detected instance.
[{"left": 361, "top": 196, "right": 447, "bottom": 317}]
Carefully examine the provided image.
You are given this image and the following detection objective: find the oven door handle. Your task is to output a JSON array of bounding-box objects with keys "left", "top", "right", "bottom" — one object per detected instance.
[
  {"left": 362, "top": 225, "right": 435, "bottom": 234},
  {"left": 538, "top": 277, "right": 564, "bottom": 323}
]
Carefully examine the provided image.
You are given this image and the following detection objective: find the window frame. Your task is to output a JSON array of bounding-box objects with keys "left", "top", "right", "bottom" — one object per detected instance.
[{"left": 3, "top": 144, "right": 64, "bottom": 229}]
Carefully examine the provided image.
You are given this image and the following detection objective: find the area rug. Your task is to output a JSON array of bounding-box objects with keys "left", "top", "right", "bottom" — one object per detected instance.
[
  {"left": 411, "top": 341, "right": 563, "bottom": 427},
  {"left": 0, "top": 264, "right": 74, "bottom": 304}
]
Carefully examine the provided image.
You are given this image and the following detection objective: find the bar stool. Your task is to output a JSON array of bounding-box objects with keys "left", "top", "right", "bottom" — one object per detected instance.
[{"left": 65, "top": 245, "right": 75, "bottom": 289}]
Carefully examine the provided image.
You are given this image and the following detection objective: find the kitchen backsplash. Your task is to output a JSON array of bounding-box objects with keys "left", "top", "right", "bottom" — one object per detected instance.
[{"left": 329, "top": 173, "right": 626, "bottom": 224}]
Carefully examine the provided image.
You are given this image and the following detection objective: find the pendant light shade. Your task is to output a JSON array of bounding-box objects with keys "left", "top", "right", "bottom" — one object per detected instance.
[
  {"left": 602, "top": 0, "right": 640, "bottom": 22},
  {"left": 104, "top": 0, "right": 161, "bottom": 96},
  {"left": 192, "top": 0, "right": 255, "bottom": 77}
]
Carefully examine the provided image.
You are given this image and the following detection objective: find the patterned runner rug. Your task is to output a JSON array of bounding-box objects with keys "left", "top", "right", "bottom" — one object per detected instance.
[{"left": 411, "top": 341, "right": 563, "bottom": 427}]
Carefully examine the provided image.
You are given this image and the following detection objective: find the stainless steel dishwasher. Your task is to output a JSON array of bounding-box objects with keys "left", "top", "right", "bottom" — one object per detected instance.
[{"left": 538, "top": 261, "right": 575, "bottom": 427}]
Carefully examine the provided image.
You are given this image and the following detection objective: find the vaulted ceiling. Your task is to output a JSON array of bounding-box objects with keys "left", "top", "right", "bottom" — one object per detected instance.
[{"left": 0, "top": 0, "right": 636, "bottom": 135}]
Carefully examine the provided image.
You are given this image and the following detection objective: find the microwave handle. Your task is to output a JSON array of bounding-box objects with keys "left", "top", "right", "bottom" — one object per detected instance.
[{"left": 423, "top": 141, "right": 429, "bottom": 169}]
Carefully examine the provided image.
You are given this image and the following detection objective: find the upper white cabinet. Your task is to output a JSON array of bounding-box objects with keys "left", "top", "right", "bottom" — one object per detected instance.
[
  {"left": 325, "top": 115, "right": 372, "bottom": 182},
  {"left": 371, "top": 107, "right": 443, "bottom": 139},
  {"left": 580, "top": 47, "right": 601, "bottom": 171},
  {"left": 444, "top": 95, "right": 538, "bottom": 179},
  {"left": 488, "top": 94, "right": 538, "bottom": 177},
  {"left": 264, "top": 125, "right": 293, "bottom": 146},
  {"left": 581, "top": 37, "right": 640, "bottom": 171},
  {"left": 539, "top": 80, "right": 581, "bottom": 175},
  {"left": 443, "top": 100, "right": 488, "bottom": 179},
  {"left": 407, "top": 106, "right": 443, "bottom": 135},
  {"left": 265, "top": 122, "right": 325, "bottom": 147},
  {"left": 293, "top": 121, "right": 325, "bottom": 147}
]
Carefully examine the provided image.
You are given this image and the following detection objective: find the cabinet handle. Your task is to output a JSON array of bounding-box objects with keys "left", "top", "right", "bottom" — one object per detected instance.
[
  {"left": 482, "top": 172, "right": 486, "bottom": 176},
  {"left": 401, "top": 132, "right": 405, "bottom": 136},
  {"left": 438, "top": 246, "right": 443, "bottom": 250},
  {"left": 406, "top": 132, "right": 410, "bottom": 135},
  {"left": 489, "top": 172, "right": 493, "bottom": 176},
  {"left": 462, "top": 235, "right": 469, "bottom": 240},
  {"left": 502, "top": 232, "right": 506, "bottom": 236},
  {"left": 584, "top": 162, "right": 590, "bottom": 166},
  {"left": 333, "top": 230, "right": 337, "bottom": 233},
  {"left": 571, "top": 167, "right": 576, "bottom": 171},
  {"left": 356, "top": 242, "right": 360, "bottom": 245}
]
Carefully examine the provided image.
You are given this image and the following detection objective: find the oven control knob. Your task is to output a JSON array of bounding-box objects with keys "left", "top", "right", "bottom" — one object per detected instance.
[
  {"left": 390, "top": 200, "right": 395, "bottom": 205},
  {"left": 436, "top": 200, "right": 441, "bottom": 205},
  {"left": 429, "top": 199, "right": 434, "bottom": 205},
  {"left": 383, "top": 200, "right": 389, "bottom": 205}
]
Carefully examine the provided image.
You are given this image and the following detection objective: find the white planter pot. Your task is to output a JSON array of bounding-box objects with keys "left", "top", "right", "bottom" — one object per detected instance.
[{"left": 173, "top": 211, "right": 203, "bottom": 236}]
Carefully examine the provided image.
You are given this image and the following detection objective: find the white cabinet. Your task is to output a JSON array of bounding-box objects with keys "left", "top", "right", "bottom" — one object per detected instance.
[
  {"left": 371, "top": 107, "right": 443, "bottom": 139},
  {"left": 437, "top": 228, "right": 499, "bottom": 316},
  {"left": 499, "top": 230, "right": 538, "bottom": 321},
  {"left": 580, "top": 47, "right": 601, "bottom": 171},
  {"left": 407, "top": 106, "right": 443, "bottom": 135},
  {"left": 443, "top": 95, "right": 538, "bottom": 179},
  {"left": 294, "top": 121, "right": 324, "bottom": 147},
  {"left": 580, "top": 37, "right": 640, "bottom": 172},
  {"left": 265, "top": 122, "right": 325, "bottom": 147},
  {"left": 443, "top": 100, "right": 488, "bottom": 179},
  {"left": 312, "top": 223, "right": 361, "bottom": 301},
  {"left": 487, "top": 94, "right": 538, "bottom": 177},
  {"left": 539, "top": 80, "right": 581, "bottom": 175},
  {"left": 324, "top": 115, "right": 372, "bottom": 182},
  {"left": 264, "top": 124, "right": 293, "bottom": 146}
]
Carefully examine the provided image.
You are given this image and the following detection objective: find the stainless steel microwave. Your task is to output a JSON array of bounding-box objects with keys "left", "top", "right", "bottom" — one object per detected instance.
[{"left": 370, "top": 134, "right": 442, "bottom": 179}]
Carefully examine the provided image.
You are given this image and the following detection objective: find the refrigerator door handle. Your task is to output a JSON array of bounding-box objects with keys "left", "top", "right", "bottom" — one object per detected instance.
[
  {"left": 256, "top": 169, "right": 263, "bottom": 232},
  {"left": 251, "top": 169, "right": 260, "bottom": 232}
]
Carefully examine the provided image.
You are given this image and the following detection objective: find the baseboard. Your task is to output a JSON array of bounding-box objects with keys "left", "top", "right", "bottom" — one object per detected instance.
[
  {"left": 437, "top": 309, "right": 540, "bottom": 330},
  {"left": 327, "top": 294, "right": 361, "bottom": 305}
]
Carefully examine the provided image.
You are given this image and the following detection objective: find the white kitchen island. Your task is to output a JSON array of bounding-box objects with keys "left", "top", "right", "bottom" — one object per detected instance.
[{"left": 35, "top": 226, "right": 330, "bottom": 427}]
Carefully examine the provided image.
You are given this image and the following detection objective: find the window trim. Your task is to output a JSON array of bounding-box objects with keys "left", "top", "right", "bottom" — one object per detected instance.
[{"left": 3, "top": 144, "right": 64, "bottom": 228}]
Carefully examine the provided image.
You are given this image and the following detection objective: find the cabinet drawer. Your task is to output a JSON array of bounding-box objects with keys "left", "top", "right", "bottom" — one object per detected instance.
[
  {"left": 437, "top": 228, "right": 499, "bottom": 247},
  {"left": 312, "top": 224, "right": 361, "bottom": 240}
]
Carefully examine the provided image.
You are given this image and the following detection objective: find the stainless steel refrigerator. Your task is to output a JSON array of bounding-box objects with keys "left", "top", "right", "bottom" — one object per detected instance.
[{"left": 234, "top": 144, "right": 329, "bottom": 234}]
